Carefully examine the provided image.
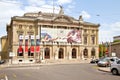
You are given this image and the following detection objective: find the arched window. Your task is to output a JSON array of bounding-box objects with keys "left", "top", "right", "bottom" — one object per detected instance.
[
  {"left": 72, "top": 48, "right": 77, "bottom": 58},
  {"left": 58, "top": 48, "right": 64, "bottom": 59},
  {"left": 45, "top": 48, "right": 50, "bottom": 59},
  {"left": 83, "top": 48, "right": 88, "bottom": 58}
]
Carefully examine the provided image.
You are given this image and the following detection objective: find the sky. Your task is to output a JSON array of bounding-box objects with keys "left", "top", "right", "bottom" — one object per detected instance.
[{"left": 0, "top": 0, "right": 120, "bottom": 43}]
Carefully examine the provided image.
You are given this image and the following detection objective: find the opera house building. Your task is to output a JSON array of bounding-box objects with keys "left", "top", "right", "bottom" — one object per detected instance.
[{"left": 6, "top": 8, "right": 100, "bottom": 64}]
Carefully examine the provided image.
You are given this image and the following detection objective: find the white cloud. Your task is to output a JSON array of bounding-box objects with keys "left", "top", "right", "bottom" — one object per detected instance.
[
  {"left": 99, "top": 22, "right": 120, "bottom": 42},
  {"left": 2, "top": 0, "right": 119, "bottom": 44},
  {"left": 99, "top": 29, "right": 113, "bottom": 42},
  {"left": 111, "top": 22, "right": 120, "bottom": 31},
  {"left": 0, "top": 0, "right": 24, "bottom": 37},
  {"left": 0, "top": 0, "right": 61, "bottom": 38},
  {"left": 56, "top": 0, "right": 72, "bottom": 5},
  {"left": 27, "top": 0, "right": 46, "bottom": 6},
  {"left": 80, "top": 11, "right": 91, "bottom": 19}
]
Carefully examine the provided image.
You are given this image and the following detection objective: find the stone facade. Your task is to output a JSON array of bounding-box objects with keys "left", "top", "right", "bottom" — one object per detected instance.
[
  {"left": 111, "top": 42, "right": 120, "bottom": 58},
  {"left": 0, "top": 36, "right": 8, "bottom": 60},
  {"left": 110, "top": 36, "right": 120, "bottom": 58},
  {"left": 6, "top": 9, "right": 100, "bottom": 64}
]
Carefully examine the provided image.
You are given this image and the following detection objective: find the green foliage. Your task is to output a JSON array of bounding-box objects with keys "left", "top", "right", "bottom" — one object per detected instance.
[
  {"left": 113, "top": 40, "right": 120, "bottom": 43},
  {"left": 98, "top": 43, "right": 107, "bottom": 58}
]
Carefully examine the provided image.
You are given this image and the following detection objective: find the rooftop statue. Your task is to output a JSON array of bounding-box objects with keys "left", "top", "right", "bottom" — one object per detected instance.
[{"left": 59, "top": 5, "right": 64, "bottom": 15}]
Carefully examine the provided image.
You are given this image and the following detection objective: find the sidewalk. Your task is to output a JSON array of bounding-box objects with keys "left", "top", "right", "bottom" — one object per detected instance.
[
  {"left": 0, "top": 60, "right": 90, "bottom": 68},
  {"left": 98, "top": 67, "right": 110, "bottom": 72}
]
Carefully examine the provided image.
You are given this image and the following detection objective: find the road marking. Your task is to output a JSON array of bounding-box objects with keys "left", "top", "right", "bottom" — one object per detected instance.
[
  {"left": 0, "top": 73, "right": 8, "bottom": 80},
  {"left": 93, "top": 65, "right": 99, "bottom": 69},
  {"left": 24, "top": 73, "right": 31, "bottom": 77},
  {"left": 5, "top": 74, "right": 8, "bottom": 80},
  {"left": 0, "top": 67, "right": 4, "bottom": 70},
  {"left": 0, "top": 73, "right": 6, "bottom": 79},
  {"left": 12, "top": 73, "right": 17, "bottom": 78},
  {"left": 7, "top": 67, "right": 41, "bottom": 70}
]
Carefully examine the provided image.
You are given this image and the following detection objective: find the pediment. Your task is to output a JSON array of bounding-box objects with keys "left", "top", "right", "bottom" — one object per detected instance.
[{"left": 53, "top": 15, "right": 73, "bottom": 23}]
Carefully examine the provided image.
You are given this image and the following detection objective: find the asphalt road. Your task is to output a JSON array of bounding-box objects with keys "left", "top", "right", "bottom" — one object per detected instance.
[{"left": 0, "top": 63, "right": 120, "bottom": 80}]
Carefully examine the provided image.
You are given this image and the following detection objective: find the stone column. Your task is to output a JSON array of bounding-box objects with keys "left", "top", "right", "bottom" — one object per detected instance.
[
  {"left": 69, "top": 49, "right": 72, "bottom": 60},
  {"left": 55, "top": 48, "right": 58, "bottom": 60}
]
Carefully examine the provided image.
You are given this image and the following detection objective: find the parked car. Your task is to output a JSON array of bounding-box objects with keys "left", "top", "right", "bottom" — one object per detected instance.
[
  {"left": 97, "top": 57, "right": 119, "bottom": 67},
  {"left": 90, "top": 59, "right": 99, "bottom": 64},
  {"left": 0, "top": 60, "right": 5, "bottom": 64},
  {"left": 111, "top": 59, "right": 120, "bottom": 75}
]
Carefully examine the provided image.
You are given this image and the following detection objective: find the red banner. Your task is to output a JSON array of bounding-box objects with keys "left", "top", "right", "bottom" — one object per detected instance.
[
  {"left": 25, "top": 46, "right": 28, "bottom": 52},
  {"left": 30, "top": 46, "right": 34, "bottom": 53},
  {"left": 18, "top": 46, "right": 23, "bottom": 53},
  {"left": 36, "top": 46, "right": 40, "bottom": 53},
  {"left": 25, "top": 40, "right": 28, "bottom": 52}
]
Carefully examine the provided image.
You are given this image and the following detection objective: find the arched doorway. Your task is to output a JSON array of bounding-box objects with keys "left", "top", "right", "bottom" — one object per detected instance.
[
  {"left": 58, "top": 48, "right": 64, "bottom": 59},
  {"left": 44, "top": 48, "right": 50, "bottom": 59},
  {"left": 72, "top": 48, "right": 77, "bottom": 58},
  {"left": 83, "top": 48, "right": 88, "bottom": 58},
  {"left": 91, "top": 48, "right": 95, "bottom": 58}
]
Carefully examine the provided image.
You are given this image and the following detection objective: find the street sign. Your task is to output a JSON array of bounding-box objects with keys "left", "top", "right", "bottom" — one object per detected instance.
[
  {"left": 112, "top": 52, "right": 116, "bottom": 57},
  {"left": 9, "top": 52, "right": 15, "bottom": 57}
]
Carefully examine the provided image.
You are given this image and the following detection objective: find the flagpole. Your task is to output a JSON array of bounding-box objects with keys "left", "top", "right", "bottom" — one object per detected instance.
[{"left": 53, "top": 0, "right": 54, "bottom": 16}]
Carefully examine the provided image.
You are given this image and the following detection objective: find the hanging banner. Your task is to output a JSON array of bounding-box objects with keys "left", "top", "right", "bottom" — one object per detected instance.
[
  {"left": 30, "top": 35, "right": 35, "bottom": 53},
  {"left": 18, "top": 45, "right": 23, "bottom": 53},
  {"left": 31, "top": 35, "right": 34, "bottom": 39},
  {"left": 36, "top": 46, "right": 40, "bottom": 53},
  {"left": 36, "top": 35, "right": 40, "bottom": 39},
  {"left": 30, "top": 46, "right": 34, "bottom": 53},
  {"left": 19, "top": 35, "right": 24, "bottom": 40},
  {"left": 18, "top": 35, "right": 23, "bottom": 56},
  {"left": 31, "top": 39, "right": 34, "bottom": 46},
  {"left": 41, "top": 27, "right": 82, "bottom": 43},
  {"left": 25, "top": 39, "right": 28, "bottom": 52},
  {"left": 36, "top": 39, "right": 40, "bottom": 46},
  {"left": 19, "top": 40, "right": 23, "bottom": 46},
  {"left": 25, "top": 35, "right": 29, "bottom": 39},
  {"left": 36, "top": 39, "right": 40, "bottom": 53}
]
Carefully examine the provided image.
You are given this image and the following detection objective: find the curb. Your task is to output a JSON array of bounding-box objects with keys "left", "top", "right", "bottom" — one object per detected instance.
[
  {"left": 98, "top": 67, "right": 110, "bottom": 72},
  {"left": 1, "top": 62, "right": 90, "bottom": 68}
]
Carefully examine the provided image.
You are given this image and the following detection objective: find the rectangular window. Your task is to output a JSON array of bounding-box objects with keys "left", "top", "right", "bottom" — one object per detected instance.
[
  {"left": 92, "top": 36, "right": 95, "bottom": 44},
  {"left": 84, "top": 36, "right": 87, "bottom": 44},
  {"left": 18, "top": 34, "right": 24, "bottom": 57}
]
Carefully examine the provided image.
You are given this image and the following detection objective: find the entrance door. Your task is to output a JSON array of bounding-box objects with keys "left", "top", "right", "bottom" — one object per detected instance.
[
  {"left": 58, "top": 48, "right": 64, "bottom": 59},
  {"left": 83, "top": 48, "right": 88, "bottom": 58},
  {"left": 72, "top": 48, "right": 77, "bottom": 58},
  {"left": 45, "top": 48, "right": 50, "bottom": 59}
]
